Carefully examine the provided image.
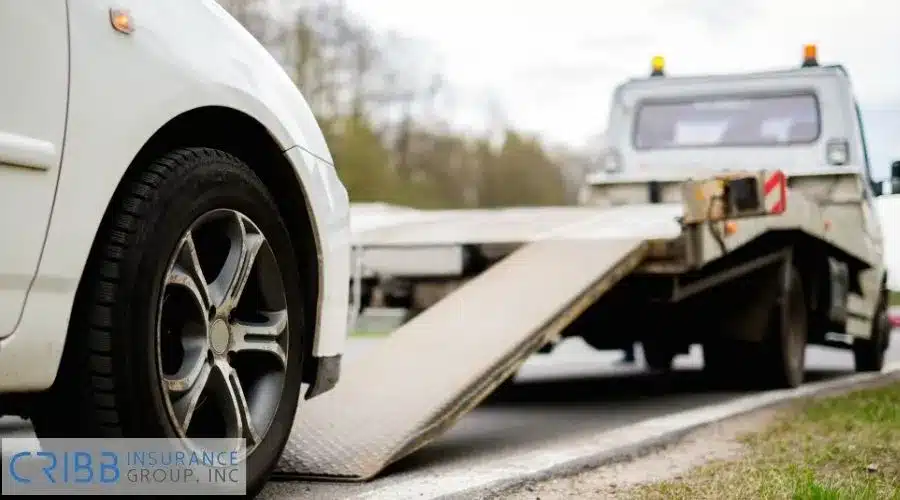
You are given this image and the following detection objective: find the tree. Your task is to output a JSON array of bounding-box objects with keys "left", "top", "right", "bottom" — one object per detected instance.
[{"left": 218, "top": 0, "right": 582, "bottom": 209}]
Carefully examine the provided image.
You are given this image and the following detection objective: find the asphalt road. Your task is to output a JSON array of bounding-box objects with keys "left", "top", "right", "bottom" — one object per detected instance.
[{"left": 3, "top": 333, "right": 898, "bottom": 499}]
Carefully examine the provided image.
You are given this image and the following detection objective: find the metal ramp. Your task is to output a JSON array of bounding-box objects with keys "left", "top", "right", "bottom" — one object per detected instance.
[{"left": 274, "top": 238, "right": 648, "bottom": 481}]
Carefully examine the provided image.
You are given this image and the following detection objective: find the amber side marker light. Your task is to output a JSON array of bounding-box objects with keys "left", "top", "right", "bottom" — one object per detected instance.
[
  {"left": 724, "top": 221, "right": 738, "bottom": 236},
  {"left": 110, "top": 8, "right": 134, "bottom": 34}
]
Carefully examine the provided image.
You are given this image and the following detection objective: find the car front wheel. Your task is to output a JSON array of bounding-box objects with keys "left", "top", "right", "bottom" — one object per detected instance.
[{"left": 32, "top": 147, "right": 307, "bottom": 497}]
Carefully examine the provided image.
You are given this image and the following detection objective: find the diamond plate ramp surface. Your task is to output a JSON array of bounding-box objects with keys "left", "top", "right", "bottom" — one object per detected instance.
[{"left": 275, "top": 238, "right": 648, "bottom": 481}]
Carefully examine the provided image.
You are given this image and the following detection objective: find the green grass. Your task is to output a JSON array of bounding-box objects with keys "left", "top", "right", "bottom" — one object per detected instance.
[{"left": 629, "top": 381, "right": 900, "bottom": 500}]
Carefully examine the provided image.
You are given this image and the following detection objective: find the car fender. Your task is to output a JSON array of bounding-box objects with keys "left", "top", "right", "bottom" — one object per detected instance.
[{"left": 0, "top": 0, "right": 345, "bottom": 391}]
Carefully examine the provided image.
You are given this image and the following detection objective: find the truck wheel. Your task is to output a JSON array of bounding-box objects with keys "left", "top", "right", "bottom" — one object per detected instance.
[
  {"left": 31, "top": 148, "right": 307, "bottom": 497},
  {"left": 642, "top": 342, "right": 676, "bottom": 371},
  {"left": 853, "top": 287, "right": 890, "bottom": 372},
  {"left": 759, "top": 264, "right": 807, "bottom": 389},
  {"left": 702, "top": 339, "right": 750, "bottom": 387}
]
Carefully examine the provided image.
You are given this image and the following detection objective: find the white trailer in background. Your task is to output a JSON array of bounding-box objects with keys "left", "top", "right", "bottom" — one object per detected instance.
[
  {"left": 875, "top": 193, "right": 900, "bottom": 290},
  {"left": 269, "top": 46, "right": 898, "bottom": 482}
]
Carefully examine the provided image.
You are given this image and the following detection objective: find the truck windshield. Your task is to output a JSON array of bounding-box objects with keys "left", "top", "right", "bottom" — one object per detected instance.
[{"left": 633, "top": 93, "right": 820, "bottom": 150}]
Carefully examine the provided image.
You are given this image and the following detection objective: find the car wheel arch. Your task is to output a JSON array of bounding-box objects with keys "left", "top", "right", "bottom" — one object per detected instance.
[{"left": 72, "top": 105, "right": 322, "bottom": 383}]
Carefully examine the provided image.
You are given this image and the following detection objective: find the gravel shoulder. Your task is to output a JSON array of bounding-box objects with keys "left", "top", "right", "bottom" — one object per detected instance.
[
  {"left": 500, "top": 376, "right": 900, "bottom": 500},
  {"left": 498, "top": 409, "right": 779, "bottom": 500}
]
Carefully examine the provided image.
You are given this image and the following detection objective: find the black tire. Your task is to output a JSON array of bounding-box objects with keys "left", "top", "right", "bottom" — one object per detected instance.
[
  {"left": 642, "top": 342, "right": 676, "bottom": 371},
  {"left": 31, "top": 148, "right": 307, "bottom": 497},
  {"left": 702, "top": 339, "right": 751, "bottom": 388},
  {"left": 853, "top": 286, "right": 890, "bottom": 372},
  {"left": 759, "top": 264, "right": 807, "bottom": 389},
  {"left": 703, "top": 264, "right": 807, "bottom": 390},
  {"left": 701, "top": 343, "right": 728, "bottom": 375}
]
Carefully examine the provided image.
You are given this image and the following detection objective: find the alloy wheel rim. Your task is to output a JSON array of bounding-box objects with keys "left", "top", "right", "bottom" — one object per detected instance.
[{"left": 156, "top": 208, "right": 289, "bottom": 457}]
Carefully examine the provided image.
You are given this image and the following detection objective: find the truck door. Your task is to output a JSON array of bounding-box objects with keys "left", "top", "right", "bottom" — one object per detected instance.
[
  {"left": 854, "top": 102, "right": 882, "bottom": 256},
  {"left": 0, "top": 2, "right": 70, "bottom": 337}
]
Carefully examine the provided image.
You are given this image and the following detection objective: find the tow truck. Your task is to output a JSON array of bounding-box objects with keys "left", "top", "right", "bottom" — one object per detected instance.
[{"left": 269, "top": 45, "right": 897, "bottom": 482}]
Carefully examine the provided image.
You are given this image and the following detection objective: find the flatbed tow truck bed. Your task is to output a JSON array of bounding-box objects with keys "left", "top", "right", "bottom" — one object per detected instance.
[
  {"left": 273, "top": 169, "right": 883, "bottom": 481},
  {"left": 350, "top": 204, "right": 681, "bottom": 280},
  {"left": 277, "top": 238, "right": 646, "bottom": 480}
]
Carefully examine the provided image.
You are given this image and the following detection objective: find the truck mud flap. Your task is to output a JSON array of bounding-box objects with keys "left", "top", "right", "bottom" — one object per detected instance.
[{"left": 274, "top": 238, "right": 648, "bottom": 481}]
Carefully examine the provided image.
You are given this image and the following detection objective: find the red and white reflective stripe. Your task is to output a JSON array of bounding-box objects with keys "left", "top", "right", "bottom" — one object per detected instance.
[{"left": 763, "top": 170, "right": 787, "bottom": 214}]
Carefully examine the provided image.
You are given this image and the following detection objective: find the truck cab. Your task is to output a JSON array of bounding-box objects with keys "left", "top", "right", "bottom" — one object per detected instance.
[{"left": 585, "top": 45, "right": 900, "bottom": 200}]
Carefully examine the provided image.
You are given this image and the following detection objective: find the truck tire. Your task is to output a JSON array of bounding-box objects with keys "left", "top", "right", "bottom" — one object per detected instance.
[
  {"left": 30, "top": 148, "right": 307, "bottom": 498},
  {"left": 642, "top": 342, "right": 676, "bottom": 371},
  {"left": 701, "top": 339, "right": 750, "bottom": 387},
  {"left": 853, "top": 287, "right": 890, "bottom": 372},
  {"left": 759, "top": 264, "right": 807, "bottom": 389}
]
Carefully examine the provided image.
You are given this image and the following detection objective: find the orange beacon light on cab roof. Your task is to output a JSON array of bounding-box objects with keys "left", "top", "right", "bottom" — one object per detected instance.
[
  {"left": 650, "top": 55, "right": 665, "bottom": 77},
  {"left": 802, "top": 44, "right": 818, "bottom": 67}
]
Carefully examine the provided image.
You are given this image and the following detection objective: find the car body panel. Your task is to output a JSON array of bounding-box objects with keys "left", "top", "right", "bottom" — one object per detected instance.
[
  {"left": 0, "top": 0, "right": 350, "bottom": 392},
  {"left": 0, "top": 1, "right": 70, "bottom": 336}
]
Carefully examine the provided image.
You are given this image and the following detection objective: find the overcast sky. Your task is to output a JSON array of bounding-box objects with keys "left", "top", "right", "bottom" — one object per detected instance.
[{"left": 339, "top": 0, "right": 900, "bottom": 177}]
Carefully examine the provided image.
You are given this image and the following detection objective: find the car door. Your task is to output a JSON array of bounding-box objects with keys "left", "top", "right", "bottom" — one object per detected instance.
[{"left": 0, "top": 1, "right": 70, "bottom": 336}]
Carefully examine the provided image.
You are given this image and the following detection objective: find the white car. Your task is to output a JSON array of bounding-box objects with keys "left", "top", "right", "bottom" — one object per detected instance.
[{"left": 0, "top": 0, "right": 350, "bottom": 494}]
